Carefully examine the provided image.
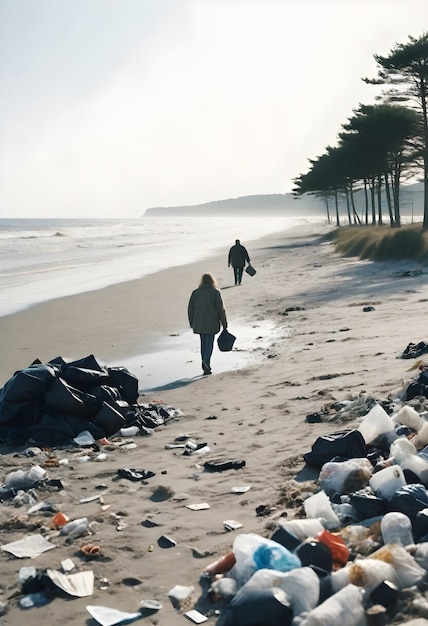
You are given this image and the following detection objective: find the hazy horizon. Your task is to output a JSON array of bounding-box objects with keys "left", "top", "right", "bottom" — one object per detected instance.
[{"left": 1, "top": 1, "right": 428, "bottom": 218}]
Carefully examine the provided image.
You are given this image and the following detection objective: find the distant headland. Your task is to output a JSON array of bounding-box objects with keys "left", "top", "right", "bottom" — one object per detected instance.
[
  {"left": 143, "top": 184, "right": 424, "bottom": 218},
  {"left": 143, "top": 193, "right": 324, "bottom": 216}
]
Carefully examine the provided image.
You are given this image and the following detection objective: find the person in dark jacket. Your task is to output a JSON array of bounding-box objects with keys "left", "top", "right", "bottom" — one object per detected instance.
[
  {"left": 228, "top": 239, "right": 250, "bottom": 285},
  {"left": 188, "top": 273, "right": 228, "bottom": 375}
]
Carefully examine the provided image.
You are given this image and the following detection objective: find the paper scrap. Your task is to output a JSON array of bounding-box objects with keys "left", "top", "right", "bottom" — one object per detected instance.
[
  {"left": 230, "top": 485, "right": 251, "bottom": 494},
  {"left": 79, "top": 495, "right": 100, "bottom": 504},
  {"left": 186, "top": 502, "right": 210, "bottom": 510},
  {"left": 86, "top": 605, "right": 141, "bottom": 626},
  {"left": 47, "top": 568, "right": 94, "bottom": 597},
  {"left": 223, "top": 520, "right": 243, "bottom": 531},
  {"left": 1, "top": 534, "right": 56, "bottom": 558},
  {"left": 184, "top": 609, "right": 208, "bottom": 623},
  {"left": 61, "top": 558, "right": 76, "bottom": 573}
]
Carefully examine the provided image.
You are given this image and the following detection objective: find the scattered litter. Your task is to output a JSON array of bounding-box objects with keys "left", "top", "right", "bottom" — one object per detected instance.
[
  {"left": 60, "top": 517, "right": 89, "bottom": 537},
  {"left": 223, "top": 520, "right": 243, "bottom": 531},
  {"left": 230, "top": 485, "right": 251, "bottom": 494},
  {"left": 168, "top": 584, "right": 194, "bottom": 609},
  {"left": 183, "top": 440, "right": 210, "bottom": 455},
  {"left": 187, "top": 502, "right": 210, "bottom": 510},
  {"left": 50, "top": 511, "right": 69, "bottom": 528},
  {"left": 80, "top": 495, "right": 100, "bottom": 504},
  {"left": 19, "top": 591, "right": 51, "bottom": 609},
  {"left": 46, "top": 568, "right": 94, "bottom": 597},
  {"left": 121, "top": 442, "right": 138, "bottom": 450},
  {"left": 61, "top": 558, "right": 75, "bottom": 572},
  {"left": 140, "top": 599, "right": 162, "bottom": 611},
  {"left": 86, "top": 604, "right": 141, "bottom": 626},
  {"left": 73, "top": 431, "right": 95, "bottom": 446},
  {"left": 119, "top": 426, "right": 139, "bottom": 437},
  {"left": 117, "top": 468, "right": 156, "bottom": 481},
  {"left": 158, "top": 534, "right": 177, "bottom": 548},
  {"left": 1, "top": 534, "right": 56, "bottom": 558},
  {"left": 184, "top": 609, "right": 208, "bottom": 623},
  {"left": 80, "top": 544, "right": 102, "bottom": 558},
  {"left": 204, "top": 458, "right": 246, "bottom": 471}
]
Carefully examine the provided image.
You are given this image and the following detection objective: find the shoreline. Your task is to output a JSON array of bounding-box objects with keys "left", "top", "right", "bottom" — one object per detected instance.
[
  {"left": 0, "top": 222, "right": 427, "bottom": 625},
  {"left": 0, "top": 222, "right": 329, "bottom": 387}
]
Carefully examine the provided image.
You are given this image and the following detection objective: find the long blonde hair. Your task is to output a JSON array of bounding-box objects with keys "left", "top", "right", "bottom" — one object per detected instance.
[{"left": 199, "top": 273, "right": 217, "bottom": 287}]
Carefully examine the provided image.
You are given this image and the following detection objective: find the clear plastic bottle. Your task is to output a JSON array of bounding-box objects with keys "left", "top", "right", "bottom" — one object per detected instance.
[
  {"left": 380, "top": 511, "right": 414, "bottom": 547},
  {"left": 300, "top": 583, "right": 365, "bottom": 626},
  {"left": 60, "top": 517, "right": 89, "bottom": 537}
]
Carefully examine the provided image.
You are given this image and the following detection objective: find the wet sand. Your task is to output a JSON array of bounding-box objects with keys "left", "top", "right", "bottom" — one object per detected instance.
[{"left": 0, "top": 222, "right": 427, "bottom": 625}]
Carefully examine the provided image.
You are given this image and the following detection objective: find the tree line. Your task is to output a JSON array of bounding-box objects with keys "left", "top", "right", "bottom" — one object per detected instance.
[{"left": 292, "top": 33, "right": 428, "bottom": 229}]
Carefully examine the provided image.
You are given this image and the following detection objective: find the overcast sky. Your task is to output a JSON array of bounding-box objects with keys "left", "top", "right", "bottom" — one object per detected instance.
[{"left": 1, "top": 0, "right": 427, "bottom": 218}]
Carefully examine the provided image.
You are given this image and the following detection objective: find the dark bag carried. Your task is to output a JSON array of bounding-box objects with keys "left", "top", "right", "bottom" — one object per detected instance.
[
  {"left": 217, "top": 329, "right": 236, "bottom": 352},
  {"left": 245, "top": 264, "right": 256, "bottom": 276}
]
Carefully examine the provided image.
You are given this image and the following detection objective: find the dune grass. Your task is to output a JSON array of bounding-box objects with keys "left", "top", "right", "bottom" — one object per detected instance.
[{"left": 328, "top": 223, "right": 428, "bottom": 263}]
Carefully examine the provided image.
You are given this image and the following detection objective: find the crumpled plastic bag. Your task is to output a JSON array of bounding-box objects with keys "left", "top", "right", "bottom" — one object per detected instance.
[{"left": 319, "top": 458, "right": 373, "bottom": 497}]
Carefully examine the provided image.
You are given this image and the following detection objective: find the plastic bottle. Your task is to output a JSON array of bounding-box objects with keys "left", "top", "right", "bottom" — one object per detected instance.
[
  {"left": 209, "top": 576, "right": 237, "bottom": 600},
  {"left": 369, "top": 464, "right": 406, "bottom": 500},
  {"left": 303, "top": 490, "right": 340, "bottom": 529},
  {"left": 241, "top": 567, "right": 320, "bottom": 617},
  {"left": 230, "top": 533, "right": 301, "bottom": 587},
  {"left": 393, "top": 404, "right": 425, "bottom": 431},
  {"left": 278, "top": 518, "right": 325, "bottom": 541},
  {"left": 380, "top": 511, "right": 414, "bottom": 547},
  {"left": 358, "top": 403, "right": 395, "bottom": 444},
  {"left": 60, "top": 517, "right": 89, "bottom": 537},
  {"left": 389, "top": 437, "right": 417, "bottom": 463},
  {"left": 300, "top": 583, "right": 365, "bottom": 626},
  {"left": 26, "top": 464, "right": 47, "bottom": 484},
  {"left": 204, "top": 551, "right": 236, "bottom": 575}
]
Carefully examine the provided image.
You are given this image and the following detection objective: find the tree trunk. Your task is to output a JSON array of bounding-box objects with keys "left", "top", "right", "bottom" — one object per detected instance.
[
  {"left": 421, "top": 78, "right": 428, "bottom": 228},
  {"left": 334, "top": 189, "right": 340, "bottom": 226},
  {"left": 377, "top": 175, "right": 383, "bottom": 225},
  {"left": 364, "top": 179, "right": 369, "bottom": 224},
  {"left": 345, "top": 187, "right": 352, "bottom": 225},
  {"left": 384, "top": 172, "right": 395, "bottom": 227},
  {"left": 324, "top": 196, "right": 331, "bottom": 223},
  {"left": 370, "top": 178, "right": 376, "bottom": 224},
  {"left": 392, "top": 159, "right": 401, "bottom": 226}
]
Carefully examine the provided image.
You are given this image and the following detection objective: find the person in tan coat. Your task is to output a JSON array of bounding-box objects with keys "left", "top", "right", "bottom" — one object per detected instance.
[{"left": 188, "top": 273, "right": 228, "bottom": 375}]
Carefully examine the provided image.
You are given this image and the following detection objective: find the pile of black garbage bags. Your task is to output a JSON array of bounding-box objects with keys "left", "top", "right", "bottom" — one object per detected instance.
[{"left": 0, "top": 354, "right": 174, "bottom": 447}]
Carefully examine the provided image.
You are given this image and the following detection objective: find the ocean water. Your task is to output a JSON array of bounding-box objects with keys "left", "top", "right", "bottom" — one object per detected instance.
[{"left": 0, "top": 215, "right": 324, "bottom": 318}]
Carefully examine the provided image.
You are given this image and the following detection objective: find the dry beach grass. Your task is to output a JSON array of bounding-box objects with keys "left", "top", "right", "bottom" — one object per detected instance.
[{"left": 0, "top": 223, "right": 428, "bottom": 625}]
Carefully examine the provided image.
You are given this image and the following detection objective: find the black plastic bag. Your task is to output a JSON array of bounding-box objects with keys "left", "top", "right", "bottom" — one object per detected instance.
[
  {"left": 303, "top": 429, "right": 367, "bottom": 469},
  {"left": 389, "top": 484, "right": 428, "bottom": 519},
  {"left": 107, "top": 366, "right": 139, "bottom": 404},
  {"left": 44, "top": 378, "right": 97, "bottom": 416},
  {"left": 217, "top": 329, "right": 236, "bottom": 352}
]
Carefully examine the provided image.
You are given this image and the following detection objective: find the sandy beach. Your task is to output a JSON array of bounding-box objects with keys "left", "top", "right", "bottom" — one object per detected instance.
[{"left": 0, "top": 222, "right": 427, "bottom": 626}]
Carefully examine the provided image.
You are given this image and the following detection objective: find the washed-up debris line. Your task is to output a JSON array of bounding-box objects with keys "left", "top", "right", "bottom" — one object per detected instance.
[{"left": 187, "top": 360, "right": 428, "bottom": 625}]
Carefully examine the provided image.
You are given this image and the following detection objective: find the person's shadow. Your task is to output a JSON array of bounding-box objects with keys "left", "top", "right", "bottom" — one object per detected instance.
[{"left": 139, "top": 374, "right": 206, "bottom": 393}]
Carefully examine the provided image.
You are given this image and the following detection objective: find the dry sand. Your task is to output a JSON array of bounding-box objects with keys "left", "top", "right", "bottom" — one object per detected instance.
[{"left": 0, "top": 223, "right": 427, "bottom": 626}]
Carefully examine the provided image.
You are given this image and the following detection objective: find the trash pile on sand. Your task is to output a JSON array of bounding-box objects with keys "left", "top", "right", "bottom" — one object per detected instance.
[
  {"left": 0, "top": 354, "right": 180, "bottom": 446},
  {"left": 193, "top": 366, "right": 428, "bottom": 626}
]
